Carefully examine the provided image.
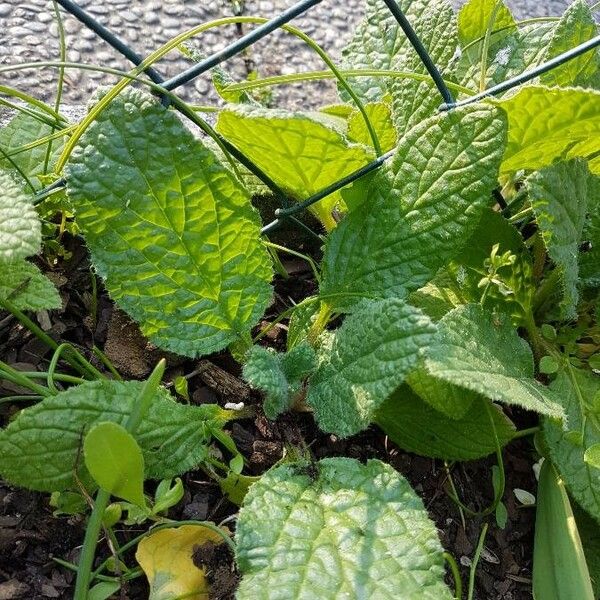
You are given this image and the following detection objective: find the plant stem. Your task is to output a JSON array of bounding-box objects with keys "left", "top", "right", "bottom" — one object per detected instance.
[
  {"left": 468, "top": 522, "right": 489, "bottom": 600},
  {"left": 513, "top": 426, "right": 540, "bottom": 439},
  {"left": 73, "top": 488, "right": 111, "bottom": 599},
  {"left": 444, "top": 552, "right": 463, "bottom": 600}
]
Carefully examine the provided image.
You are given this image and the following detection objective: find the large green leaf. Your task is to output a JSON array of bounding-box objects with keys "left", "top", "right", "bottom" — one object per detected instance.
[
  {"left": 0, "top": 171, "right": 41, "bottom": 261},
  {"left": 216, "top": 105, "right": 374, "bottom": 230},
  {"left": 0, "top": 260, "right": 61, "bottom": 311},
  {"left": 527, "top": 159, "right": 598, "bottom": 319},
  {"left": 495, "top": 86, "right": 600, "bottom": 174},
  {"left": 66, "top": 89, "right": 272, "bottom": 357},
  {"left": 376, "top": 386, "right": 515, "bottom": 461},
  {"left": 544, "top": 368, "right": 600, "bottom": 523},
  {"left": 423, "top": 304, "right": 565, "bottom": 419},
  {"left": 0, "top": 380, "right": 228, "bottom": 492},
  {"left": 540, "top": 0, "right": 600, "bottom": 88},
  {"left": 0, "top": 112, "right": 65, "bottom": 187},
  {"left": 235, "top": 457, "right": 453, "bottom": 600},
  {"left": 457, "top": 0, "right": 516, "bottom": 46},
  {"left": 580, "top": 201, "right": 600, "bottom": 288},
  {"left": 387, "top": 0, "right": 458, "bottom": 134},
  {"left": 306, "top": 299, "right": 435, "bottom": 437},
  {"left": 320, "top": 105, "right": 506, "bottom": 303},
  {"left": 243, "top": 343, "right": 317, "bottom": 419}
]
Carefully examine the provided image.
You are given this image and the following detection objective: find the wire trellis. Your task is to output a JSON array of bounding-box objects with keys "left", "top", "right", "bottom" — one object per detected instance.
[{"left": 37, "top": 0, "right": 600, "bottom": 236}]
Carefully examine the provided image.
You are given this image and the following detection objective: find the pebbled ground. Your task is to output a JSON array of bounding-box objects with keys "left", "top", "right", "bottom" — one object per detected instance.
[{"left": 1, "top": 0, "right": 571, "bottom": 109}]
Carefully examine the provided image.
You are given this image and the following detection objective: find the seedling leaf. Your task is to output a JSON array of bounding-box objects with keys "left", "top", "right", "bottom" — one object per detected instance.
[
  {"left": 83, "top": 421, "right": 146, "bottom": 507},
  {"left": 0, "top": 260, "right": 61, "bottom": 311}
]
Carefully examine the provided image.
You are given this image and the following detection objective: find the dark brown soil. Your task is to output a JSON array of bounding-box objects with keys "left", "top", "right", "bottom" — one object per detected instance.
[{"left": 0, "top": 234, "right": 538, "bottom": 599}]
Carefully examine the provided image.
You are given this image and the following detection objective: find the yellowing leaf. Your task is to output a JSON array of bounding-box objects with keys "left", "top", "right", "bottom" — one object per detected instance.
[{"left": 136, "top": 524, "right": 228, "bottom": 600}]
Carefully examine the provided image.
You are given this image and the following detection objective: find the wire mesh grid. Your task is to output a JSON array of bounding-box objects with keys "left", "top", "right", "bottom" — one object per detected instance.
[{"left": 44, "top": 0, "right": 600, "bottom": 236}]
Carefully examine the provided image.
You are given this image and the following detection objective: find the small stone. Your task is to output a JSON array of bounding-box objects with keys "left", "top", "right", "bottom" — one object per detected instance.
[{"left": 0, "top": 3, "right": 12, "bottom": 18}]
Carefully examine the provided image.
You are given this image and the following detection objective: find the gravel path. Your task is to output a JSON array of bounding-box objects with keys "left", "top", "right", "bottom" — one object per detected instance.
[{"left": 1, "top": 0, "right": 571, "bottom": 109}]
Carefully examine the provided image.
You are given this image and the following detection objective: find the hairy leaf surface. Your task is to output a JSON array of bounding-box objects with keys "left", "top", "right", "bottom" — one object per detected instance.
[
  {"left": 243, "top": 343, "right": 316, "bottom": 419},
  {"left": 424, "top": 304, "right": 565, "bottom": 419},
  {"left": 376, "top": 386, "right": 515, "bottom": 461},
  {"left": 544, "top": 369, "right": 600, "bottom": 523},
  {"left": 0, "top": 380, "right": 228, "bottom": 492},
  {"left": 306, "top": 299, "right": 435, "bottom": 437},
  {"left": 216, "top": 105, "right": 374, "bottom": 229},
  {"left": 0, "top": 171, "right": 41, "bottom": 261},
  {"left": 66, "top": 89, "right": 272, "bottom": 357},
  {"left": 347, "top": 102, "right": 397, "bottom": 152},
  {"left": 0, "top": 260, "right": 61, "bottom": 311},
  {"left": 528, "top": 159, "right": 598, "bottom": 319},
  {"left": 320, "top": 105, "right": 506, "bottom": 303},
  {"left": 236, "top": 458, "right": 453, "bottom": 600},
  {"left": 495, "top": 86, "right": 600, "bottom": 174},
  {"left": 540, "top": 0, "right": 600, "bottom": 88},
  {"left": 0, "top": 113, "right": 65, "bottom": 187}
]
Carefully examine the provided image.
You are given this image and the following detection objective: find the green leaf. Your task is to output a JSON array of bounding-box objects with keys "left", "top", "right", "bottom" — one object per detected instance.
[
  {"left": 584, "top": 444, "right": 600, "bottom": 470},
  {"left": 347, "top": 102, "right": 397, "bottom": 153},
  {"left": 540, "top": 0, "right": 600, "bottom": 88},
  {"left": 340, "top": 0, "right": 455, "bottom": 108},
  {"left": 573, "top": 501, "right": 600, "bottom": 598},
  {"left": 306, "top": 299, "right": 435, "bottom": 437},
  {"left": 0, "top": 171, "right": 41, "bottom": 261},
  {"left": 375, "top": 386, "right": 515, "bottom": 461},
  {"left": 527, "top": 159, "right": 598, "bottom": 319},
  {"left": 88, "top": 582, "right": 121, "bottom": 600},
  {"left": 580, "top": 197, "right": 600, "bottom": 288},
  {"left": 0, "top": 380, "right": 228, "bottom": 492},
  {"left": 66, "top": 88, "right": 272, "bottom": 358},
  {"left": 457, "top": 0, "right": 516, "bottom": 46},
  {"left": 533, "top": 459, "right": 595, "bottom": 600},
  {"left": 320, "top": 105, "right": 507, "bottom": 303},
  {"left": 84, "top": 421, "right": 146, "bottom": 507},
  {"left": 0, "top": 112, "right": 65, "bottom": 187},
  {"left": 387, "top": 0, "right": 458, "bottom": 134},
  {"left": 243, "top": 343, "right": 317, "bottom": 419},
  {"left": 457, "top": 22, "right": 556, "bottom": 91},
  {"left": 286, "top": 299, "right": 320, "bottom": 350},
  {"left": 495, "top": 85, "right": 600, "bottom": 174},
  {"left": 423, "top": 304, "right": 565, "bottom": 419},
  {"left": 544, "top": 368, "right": 600, "bottom": 522},
  {"left": 406, "top": 368, "right": 478, "bottom": 419},
  {"left": 235, "top": 457, "right": 453, "bottom": 600},
  {"left": 216, "top": 105, "right": 374, "bottom": 229},
  {"left": 0, "top": 260, "right": 61, "bottom": 311}
]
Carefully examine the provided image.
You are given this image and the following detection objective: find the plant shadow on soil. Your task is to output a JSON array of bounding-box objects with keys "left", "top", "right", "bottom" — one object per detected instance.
[{"left": 0, "top": 233, "right": 537, "bottom": 599}]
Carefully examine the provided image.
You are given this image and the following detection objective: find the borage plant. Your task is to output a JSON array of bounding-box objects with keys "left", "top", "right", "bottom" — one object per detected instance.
[{"left": 1, "top": 0, "right": 600, "bottom": 597}]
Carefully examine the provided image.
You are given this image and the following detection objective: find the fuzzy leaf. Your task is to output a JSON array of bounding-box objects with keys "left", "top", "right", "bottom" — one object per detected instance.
[
  {"left": 84, "top": 421, "right": 146, "bottom": 507},
  {"left": 216, "top": 105, "right": 374, "bottom": 230},
  {"left": 528, "top": 159, "right": 598, "bottom": 319},
  {"left": 495, "top": 86, "right": 600, "bottom": 174},
  {"left": 341, "top": 0, "right": 455, "bottom": 107},
  {"left": 0, "top": 112, "right": 65, "bottom": 187},
  {"left": 457, "top": 0, "right": 516, "bottom": 46},
  {"left": 66, "top": 88, "right": 272, "bottom": 358},
  {"left": 243, "top": 343, "right": 316, "bottom": 419},
  {"left": 540, "top": 0, "right": 600, "bottom": 88},
  {"left": 235, "top": 457, "right": 453, "bottom": 600},
  {"left": 0, "top": 380, "right": 228, "bottom": 492},
  {"left": 580, "top": 197, "right": 600, "bottom": 288},
  {"left": 320, "top": 105, "right": 506, "bottom": 303},
  {"left": 0, "top": 260, "right": 61, "bottom": 311},
  {"left": 376, "top": 386, "right": 515, "bottom": 461},
  {"left": 136, "top": 524, "right": 227, "bottom": 600},
  {"left": 424, "top": 304, "right": 565, "bottom": 419},
  {"left": 0, "top": 171, "right": 41, "bottom": 261},
  {"left": 306, "top": 299, "right": 435, "bottom": 437},
  {"left": 544, "top": 368, "right": 600, "bottom": 523},
  {"left": 387, "top": 0, "right": 458, "bottom": 134}
]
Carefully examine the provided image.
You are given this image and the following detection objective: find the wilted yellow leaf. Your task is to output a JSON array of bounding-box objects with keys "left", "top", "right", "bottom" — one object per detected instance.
[{"left": 135, "top": 524, "right": 228, "bottom": 600}]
